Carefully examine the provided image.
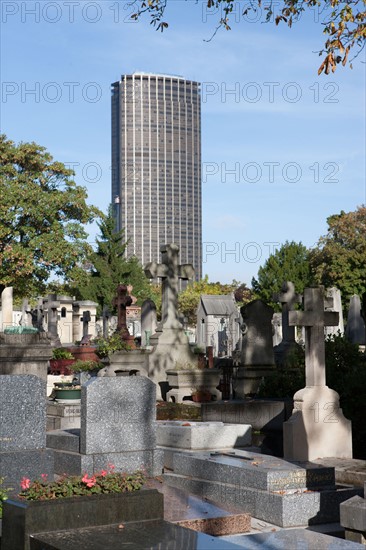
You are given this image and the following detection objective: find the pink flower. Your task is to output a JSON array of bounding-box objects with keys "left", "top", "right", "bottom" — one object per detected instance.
[
  {"left": 99, "top": 470, "right": 107, "bottom": 477},
  {"left": 20, "top": 477, "right": 31, "bottom": 490},
  {"left": 82, "top": 474, "right": 96, "bottom": 488},
  {"left": 41, "top": 473, "right": 48, "bottom": 481},
  {"left": 107, "top": 463, "right": 115, "bottom": 471}
]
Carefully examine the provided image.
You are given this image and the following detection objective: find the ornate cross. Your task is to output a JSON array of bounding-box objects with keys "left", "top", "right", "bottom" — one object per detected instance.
[
  {"left": 145, "top": 244, "right": 194, "bottom": 330},
  {"left": 273, "top": 281, "right": 302, "bottom": 343},
  {"left": 113, "top": 284, "right": 134, "bottom": 346},
  {"left": 289, "top": 287, "right": 339, "bottom": 386}
]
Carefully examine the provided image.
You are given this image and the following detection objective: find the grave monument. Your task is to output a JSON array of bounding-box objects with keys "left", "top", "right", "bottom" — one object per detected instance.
[
  {"left": 233, "top": 300, "right": 276, "bottom": 397},
  {"left": 273, "top": 281, "right": 302, "bottom": 367},
  {"left": 283, "top": 286, "right": 352, "bottom": 461}
]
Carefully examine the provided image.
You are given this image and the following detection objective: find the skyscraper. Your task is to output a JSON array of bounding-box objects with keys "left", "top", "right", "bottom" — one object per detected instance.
[{"left": 111, "top": 73, "right": 202, "bottom": 280}]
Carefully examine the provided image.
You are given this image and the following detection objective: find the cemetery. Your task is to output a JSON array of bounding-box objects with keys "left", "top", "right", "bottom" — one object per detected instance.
[{"left": 1, "top": 244, "right": 366, "bottom": 549}]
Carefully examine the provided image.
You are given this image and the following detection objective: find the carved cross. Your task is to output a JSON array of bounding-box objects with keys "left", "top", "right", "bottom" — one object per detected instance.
[
  {"left": 113, "top": 284, "right": 135, "bottom": 346},
  {"left": 145, "top": 244, "right": 194, "bottom": 330},
  {"left": 273, "top": 281, "right": 302, "bottom": 343},
  {"left": 289, "top": 287, "right": 339, "bottom": 387}
]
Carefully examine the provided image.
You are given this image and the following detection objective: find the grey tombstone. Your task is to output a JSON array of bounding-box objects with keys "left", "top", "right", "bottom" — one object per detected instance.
[
  {"left": 46, "top": 377, "right": 163, "bottom": 476},
  {"left": 340, "top": 481, "right": 366, "bottom": 545},
  {"left": 102, "top": 305, "right": 110, "bottom": 338},
  {"left": 1, "top": 287, "right": 13, "bottom": 330},
  {"left": 0, "top": 375, "right": 54, "bottom": 493},
  {"left": 325, "top": 287, "right": 344, "bottom": 337},
  {"left": 273, "top": 281, "right": 302, "bottom": 367},
  {"left": 284, "top": 286, "right": 352, "bottom": 461},
  {"left": 141, "top": 299, "right": 157, "bottom": 347},
  {"left": 233, "top": 300, "right": 275, "bottom": 397},
  {"left": 346, "top": 294, "right": 366, "bottom": 345}
]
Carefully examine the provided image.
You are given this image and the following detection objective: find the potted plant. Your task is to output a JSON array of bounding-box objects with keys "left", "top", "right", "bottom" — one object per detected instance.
[
  {"left": 68, "top": 359, "right": 105, "bottom": 384},
  {"left": 53, "top": 381, "right": 81, "bottom": 403},
  {"left": 49, "top": 348, "right": 75, "bottom": 375},
  {"left": 1, "top": 467, "right": 163, "bottom": 550},
  {"left": 191, "top": 386, "right": 212, "bottom": 403}
]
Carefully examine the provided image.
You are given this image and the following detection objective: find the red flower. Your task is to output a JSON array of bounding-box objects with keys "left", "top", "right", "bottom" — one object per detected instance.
[
  {"left": 99, "top": 470, "right": 107, "bottom": 477},
  {"left": 82, "top": 474, "right": 96, "bottom": 488},
  {"left": 20, "top": 477, "right": 31, "bottom": 490}
]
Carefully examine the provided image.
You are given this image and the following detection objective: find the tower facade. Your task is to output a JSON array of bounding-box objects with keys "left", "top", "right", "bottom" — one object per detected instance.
[{"left": 111, "top": 73, "right": 202, "bottom": 279}]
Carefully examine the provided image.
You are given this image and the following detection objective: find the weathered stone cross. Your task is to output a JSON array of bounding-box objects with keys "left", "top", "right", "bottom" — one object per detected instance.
[
  {"left": 289, "top": 287, "right": 339, "bottom": 386},
  {"left": 47, "top": 294, "right": 60, "bottom": 339},
  {"left": 113, "top": 284, "right": 135, "bottom": 347},
  {"left": 273, "top": 281, "right": 301, "bottom": 343},
  {"left": 145, "top": 244, "right": 194, "bottom": 330}
]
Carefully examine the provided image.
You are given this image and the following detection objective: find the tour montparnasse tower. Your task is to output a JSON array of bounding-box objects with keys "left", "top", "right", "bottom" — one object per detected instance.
[{"left": 111, "top": 72, "right": 202, "bottom": 280}]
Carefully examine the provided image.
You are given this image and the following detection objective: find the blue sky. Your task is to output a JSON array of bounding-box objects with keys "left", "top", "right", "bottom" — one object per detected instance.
[{"left": 1, "top": 1, "right": 365, "bottom": 286}]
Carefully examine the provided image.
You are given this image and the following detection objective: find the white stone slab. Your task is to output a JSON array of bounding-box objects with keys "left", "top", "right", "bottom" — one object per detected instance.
[{"left": 157, "top": 421, "right": 251, "bottom": 450}]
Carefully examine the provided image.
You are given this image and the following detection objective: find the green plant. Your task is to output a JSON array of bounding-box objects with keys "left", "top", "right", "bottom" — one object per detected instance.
[
  {"left": 0, "top": 476, "right": 11, "bottom": 518},
  {"left": 54, "top": 382, "right": 81, "bottom": 391},
  {"left": 52, "top": 348, "right": 74, "bottom": 360},
  {"left": 68, "top": 360, "right": 104, "bottom": 373},
  {"left": 18, "top": 467, "right": 145, "bottom": 501},
  {"left": 95, "top": 334, "right": 133, "bottom": 358}
]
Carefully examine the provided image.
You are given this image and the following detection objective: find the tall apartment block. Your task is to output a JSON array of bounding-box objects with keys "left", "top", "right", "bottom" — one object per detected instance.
[{"left": 111, "top": 73, "right": 202, "bottom": 280}]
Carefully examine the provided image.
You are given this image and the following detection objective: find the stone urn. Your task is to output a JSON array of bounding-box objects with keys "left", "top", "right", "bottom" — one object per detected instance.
[{"left": 166, "top": 369, "right": 222, "bottom": 403}]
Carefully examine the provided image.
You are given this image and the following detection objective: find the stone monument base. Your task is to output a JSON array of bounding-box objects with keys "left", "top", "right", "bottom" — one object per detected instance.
[
  {"left": 46, "top": 429, "right": 163, "bottom": 477},
  {"left": 0, "top": 449, "right": 54, "bottom": 495},
  {"left": 0, "top": 333, "right": 52, "bottom": 382},
  {"left": 233, "top": 365, "right": 276, "bottom": 397},
  {"left": 148, "top": 328, "right": 199, "bottom": 399},
  {"left": 98, "top": 349, "right": 151, "bottom": 377},
  {"left": 283, "top": 385, "right": 353, "bottom": 461}
]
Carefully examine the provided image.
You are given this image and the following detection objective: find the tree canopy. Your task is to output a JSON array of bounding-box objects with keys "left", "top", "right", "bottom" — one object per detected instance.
[
  {"left": 178, "top": 275, "right": 252, "bottom": 326},
  {"left": 77, "top": 207, "right": 159, "bottom": 313},
  {"left": 251, "top": 241, "right": 314, "bottom": 308},
  {"left": 132, "top": 0, "right": 366, "bottom": 74},
  {"left": 310, "top": 205, "right": 366, "bottom": 307},
  {"left": 0, "top": 135, "right": 100, "bottom": 298}
]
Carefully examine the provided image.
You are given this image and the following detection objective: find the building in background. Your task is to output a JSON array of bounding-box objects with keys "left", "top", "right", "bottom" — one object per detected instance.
[{"left": 111, "top": 72, "right": 202, "bottom": 279}]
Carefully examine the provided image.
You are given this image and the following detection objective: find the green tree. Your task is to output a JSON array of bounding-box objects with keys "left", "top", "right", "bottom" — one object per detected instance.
[
  {"left": 310, "top": 205, "right": 366, "bottom": 308},
  {"left": 0, "top": 135, "right": 100, "bottom": 298},
  {"left": 251, "top": 241, "right": 313, "bottom": 308},
  {"left": 131, "top": 0, "right": 366, "bottom": 73},
  {"left": 77, "top": 208, "right": 155, "bottom": 313},
  {"left": 178, "top": 275, "right": 251, "bottom": 326}
]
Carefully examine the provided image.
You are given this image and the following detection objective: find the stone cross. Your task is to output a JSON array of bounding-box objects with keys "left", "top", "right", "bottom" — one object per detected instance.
[
  {"left": 289, "top": 287, "right": 339, "bottom": 386},
  {"left": 47, "top": 294, "right": 60, "bottom": 339},
  {"left": 82, "top": 310, "right": 91, "bottom": 338},
  {"left": 273, "top": 281, "right": 301, "bottom": 344},
  {"left": 113, "top": 284, "right": 135, "bottom": 346},
  {"left": 144, "top": 244, "right": 194, "bottom": 330}
]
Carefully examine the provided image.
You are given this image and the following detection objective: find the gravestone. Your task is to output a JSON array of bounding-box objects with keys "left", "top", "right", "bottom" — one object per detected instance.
[
  {"left": 272, "top": 312, "right": 282, "bottom": 347},
  {"left": 340, "top": 481, "right": 366, "bottom": 545},
  {"left": 283, "top": 286, "right": 352, "bottom": 461},
  {"left": 47, "top": 377, "right": 163, "bottom": 476},
  {"left": 346, "top": 294, "right": 366, "bottom": 345},
  {"left": 164, "top": 449, "right": 362, "bottom": 528},
  {"left": 144, "top": 244, "right": 199, "bottom": 398},
  {"left": 1, "top": 287, "right": 13, "bottom": 330},
  {"left": 141, "top": 299, "right": 157, "bottom": 347},
  {"left": 325, "top": 287, "right": 344, "bottom": 337},
  {"left": 233, "top": 300, "right": 275, "bottom": 397},
  {"left": 273, "top": 281, "right": 302, "bottom": 367},
  {"left": 102, "top": 305, "right": 110, "bottom": 338},
  {"left": 0, "top": 375, "right": 54, "bottom": 493}
]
